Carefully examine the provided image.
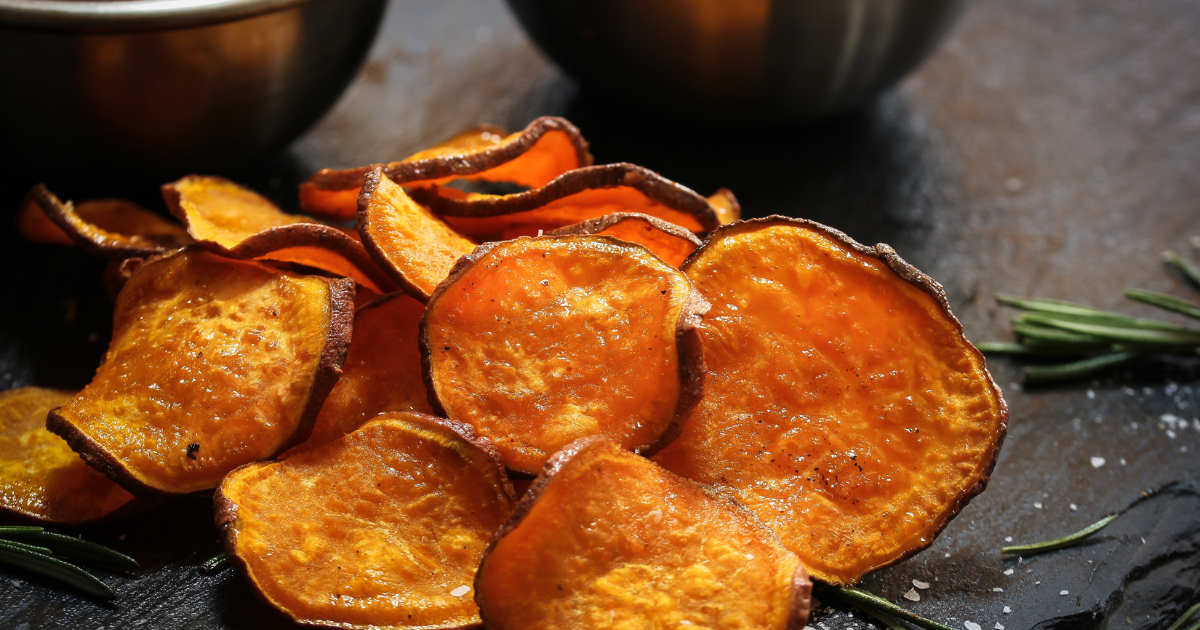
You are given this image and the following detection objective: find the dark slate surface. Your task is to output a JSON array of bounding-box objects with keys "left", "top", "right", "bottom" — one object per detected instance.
[{"left": 2, "top": 0, "right": 1198, "bottom": 628}]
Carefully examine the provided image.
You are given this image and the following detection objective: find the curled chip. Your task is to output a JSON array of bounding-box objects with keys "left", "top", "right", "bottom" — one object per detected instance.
[
  {"left": 707, "top": 188, "right": 742, "bottom": 225},
  {"left": 301, "top": 116, "right": 591, "bottom": 219},
  {"left": 421, "top": 235, "right": 708, "bottom": 475},
  {"left": 358, "top": 168, "right": 477, "bottom": 300},
  {"left": 409, "top": 163, "right": 722, "bottom": 241},
  {"left": 48, "top": 248, "right": 354, "bottom": 496},
  {"left": 216, "top": 412, "right": 516, "bottom": 630},
  {"left": 653, "top": 217, "right": 1008, "bottom": 585},
  {"left": 548, "top": 212, "right": 701, "bottom": 267},
  {"left": 476, "top": 437, "right": 811, "bottom": 630},
  {"left": 18, "top": 185, "right": 191, "bottom": 257},
  {"left": 162, "top": 175, "right": 394, "bottom": 294},
  {"left": 285, "top": 291, "right": 433, "bottom": 456},
  {"left": 0, "top": 388, "right": 135, "bottom": 524}
]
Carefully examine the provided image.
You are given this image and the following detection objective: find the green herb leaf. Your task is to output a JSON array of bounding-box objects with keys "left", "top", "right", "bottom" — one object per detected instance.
[
  {"left": 1018, "top": 313, "right": 1200, "bottom": 345},
  {"left": 0, "top": 526, "right": 45, "bottom": 535},
  {"left": 975, "top": 342, "right": 1034, "bottom": 354},
  {"left": 1012, "top": 321, "right": 1108, "bottom": 345},
  {"left": 2, "top": 530, "right": 137, "bottom": 569},
  {"left": 825, "top": 586, "right": 957, "bottom": 630},
  {"left": 997, "top": 294, "right": 1111, "bottom": 316},
  {"left": 1124, "top": 289, "right": 1200, "bottom": 320},
  {"left": 1165, "top": 251, "right": 1200, "bottom": 289},
  {"left": 1022, "top": 352, "right": 1136, "bottom": 385},
  {"left": 1016, "top": 310, "right": 1195, "bottom": 333},
  {"left": 200, "top": 551, "right": 230, "bottom": 573},
  {"left": 1166, "top": 602, "right": 1200, "bottom": 630},
  {"left": 0, "top": 538, "right": 54, "bottom": 556},
  {"left": 0, "top": 540, "right": 115, "bottom": 600},
  {"left": 1002, "top": 514, "right": 1119, "bottom": 555}
]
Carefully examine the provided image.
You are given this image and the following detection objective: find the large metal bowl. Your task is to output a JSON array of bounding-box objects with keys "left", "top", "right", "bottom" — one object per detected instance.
[
  {"left": 0, "top": 0, "right": 386, "bottom": 178},
  {"left": 505, "top": 0, "right": 967, "bottom": 123}
]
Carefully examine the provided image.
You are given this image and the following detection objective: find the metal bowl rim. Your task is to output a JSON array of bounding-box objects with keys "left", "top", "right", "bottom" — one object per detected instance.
[{"left": 0, "top": 0, "right": 313, "bottom": 32}]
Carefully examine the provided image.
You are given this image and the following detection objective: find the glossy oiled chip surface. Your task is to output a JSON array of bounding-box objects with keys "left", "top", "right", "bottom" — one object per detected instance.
[
  {"left": 217, "top": 412, "right": 516, "bottom": 630},
  {"left": 19, "top": 185, "right": 191, "bottom": 257},
  {"left": 423, "top": 236, "right": 707, "bottom": 474},
  {"left": 48, "top": 248, "right": 353, "bottom": 496},
  {"left": 286, "top": 292, "right": 433, "bottom": 456},
  {"left": 476, "top": 437, "right": 810, "bottom": 630},
  {"left": 654, "top": 218, "right": 1007, "bottom": 585},
  {"left": 0, "top": 388, "right": 135, "bottom": 524},
  {"left": 549, "top": 212, "right": 701, "bottom": 267},
  {"left": 358, "top": 169, "right": 476, "bottom": 300}
]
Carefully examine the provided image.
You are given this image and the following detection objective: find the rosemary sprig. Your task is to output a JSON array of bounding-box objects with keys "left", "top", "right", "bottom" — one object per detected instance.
[
  {"left": 0, "top": 538, "right": 55, "bottom": 556},
  {"left": 824, "top": 586, "right": 957, "bottom": 630},
  {"left": 1166, "top": 602, "right": 1200, "bottom": 630},
  {"left": 1001, "top": 514, "right": 1119, "bottom": 555},
  {"left": 1016, "top": 313, "right": 1200, "bottom": 344},
  {"left": 201, "top": 551, "right": 230, "bottom": 573},
  {"left": 1165, "top": 251, "right": 1200, "bottom": 288},
  {"left": 0, "top": 540, "right": 114, "bottom": 600},
  {"left": 1022, "top": 353, "right": 1137, "bottom": 385},
  {"left": 2, "top": 530, "right": 138, "bottom": 568},
  {"left": 1124, "top": 289, "right": 1200, "bottom": 320},
  {"left": 0, "top": 526, "right": 131, "bottom": 598}
]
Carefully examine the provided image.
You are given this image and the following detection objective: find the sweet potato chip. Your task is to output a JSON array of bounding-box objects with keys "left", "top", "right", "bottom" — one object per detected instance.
[
  {"left": 301, "top": 117, "right": 592, "bottom": 219},
  {"left": 548, "top": 212, "right": 701, "bottom": 267},
  {"left": 476, "top": 436, "right": 811, "bottom": 630},
  {"left": 285, "top": 291, "right": 433, "bottom": 456},
  {"left": 162, "top": 175, "right": 394, "bottom": 294},
  {"left": 0, "top": 388, "right": 136, "bottom": 524},
  {"left": 409, "top": 163, "right": 723, "bottom": 241},
  {"left": 102, "top": 257, "right": 144, "bottom": 299},
  {"left": 421, "top": 235, "right": 708, "bottom": 475},
  {"left": 216, "top": 412, "right": 516, "bottom": 630},
  {"left": 707, "top": 188, "right": 742, "bottom": 225},
  {"left": 19, "top": 185, "right": 191, "bottom": 257},
  {"left": 358, "top": 168, "right": 477, "bottom": 301},
  {"left": 47, "top": 248, "right": 354, "bottom": 496},
  {"left": 653, "top": 217, "right": 1008, "bottom": 585}
]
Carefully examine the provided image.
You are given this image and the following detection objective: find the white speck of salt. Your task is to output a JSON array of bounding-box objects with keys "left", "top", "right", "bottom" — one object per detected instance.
[
  {"left": 996, "top": 623, "right": 1006, "bottom": 630},
  {"left": 1004, "top": 568, "right": 1014, "bottom": 576},
  {"left": 1070, "top": 503, "right": 1078, "bottom": 511},
  {"left": 1003, "top": 606, "right": 1012, "bottom": 614},
  {"left": 1060, "top": 590, "right": 1069, "bottom": 596},
  {"left": 1033, "top": 502, "right": 1043, "bottom": 509},
  {"left": 1167, "top": 430, "right": 1177, "bottom": 439},
  {"left": 993, "top": 587, "right": 1004, "bottom": 592},
  {"left": 965, "top": 621, "right": 983, "bottom": 630},
  {"left": 1091, "top": 457, "right": 1106, "bottom": 468},
  {"left": 1120, "top": 458, "right": 1127, "bottom": 466},
  {"left": 1005, "top": 536, "right": 1013, "bottom": 542},
  {"left": 904, "top": 588, "right": 920, "bottom": 602},
  {"left": 1035, "top": 581, "right": 1041, "bottom": 585},
  {"left": 945, "top": 552, "right": 952, "bottom": 558},
  {"left": 647, "top": 508, "right": 663, "bottom": 524},
  {"left": 745, "top": 553, "right": 754, "bottom": 560},
  {"left": 536, "top": 229, "right": 544, "bottom": 237},
  {"left": 913, "top": 579, "right": 930, "bottom": 589},
  {"left": 1087, "top": 389, "right": 1095, "bottom": 399},
  {"left": 10, "top": 579, "right": 19, "bottom": 587},
  {"left": 450, "top": 585, "right": 471, "bottom": 598}
]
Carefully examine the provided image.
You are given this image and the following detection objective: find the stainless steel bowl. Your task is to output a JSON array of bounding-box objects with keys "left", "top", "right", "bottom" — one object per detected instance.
[
  {"left": 505, "top": 0, "right": 967, "bottom": 123},
  {"left": 0, "top": 0, "right": 386, "bottom": 178}
]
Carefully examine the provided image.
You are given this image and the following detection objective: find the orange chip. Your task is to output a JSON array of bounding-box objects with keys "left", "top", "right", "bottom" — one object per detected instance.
[
  {"left": 18, "top": 185, "right": 191, "bottom": 257},
  {"left": 216, "top": 412, "right": 517, "bottom": 629},
  {"left": 101, "top": 257, "right": 145, "bottom": 299},
  {"left": 548, "top": 212, "right": 702, "bottom": 267},
  {"left": 358, "top": 168, "right": 477, "bottom": 301},
  {"left": 284, "top": 291, "right": 433, "bottom": 456},
  {"left": 653, "top": 217, "right": 1008, "bottom": 585},
  {"left": 476, "top": 437, "right": 811, "bottom": 630},
  {"left": 48, "top": 248, "right": 354, "bottom": 496},
  {"left": 410, "top": 163, "right": 723, "bottom": 241},
  {"left": 300, "top": 117, "right": 592, "bottom": 219},
  {"left": 707, "top": 188, "right": 742, "bottom": 225},
  {"left": 0, "top": 388, "right": 136, "bottom": 524},
  {"left": 421, "top": 235, "right": 708, "bottom": 475},
  {"left": 162, "top": 175, "right": 395, "bottom": 294}
]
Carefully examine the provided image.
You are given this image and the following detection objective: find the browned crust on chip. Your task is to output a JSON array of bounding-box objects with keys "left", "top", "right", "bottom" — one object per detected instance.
[
  {"left": 408, "top": 163, "right": 721, "bottom": 232},
  {"left": 546, "top": 211, "right": 703, "bottom": 247},
  {"left": 102, "top": 257, "right": 144, "bottom": 300},
  {"left": 303, "top": 117, "right": 591, "bottom": 193},
  {"left": 30, "top": 184, "right": 171, "bottom": 258},
  {"left": 356, "top": 167, "right": 441, "bottom": 302},
  {"left": 474, "top": 436, "right": 810, "bottom": 629},
  {"left": 47, "top": 269, "right": 356, "bottom": 499},
  {"left": 682, "top": 215, "right": 1010, "bottom": 575}
]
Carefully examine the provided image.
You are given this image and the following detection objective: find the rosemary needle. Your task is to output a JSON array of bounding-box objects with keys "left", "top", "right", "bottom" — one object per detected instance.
[
  {"left": 1166, "top": 602, "right": 1200, "bottom": 630},
  {"left": 2, "top": 530, "right": 138, "bottom": 569},
  {"left": 1002, "top": 514, "right": 1119, "bottom": 555},
  {"left": 201, "top": 551, "right": 230, "bottom": 573},
  {"left": 1022, "top": 352, "right": 1136, "bottom": 385},
  {"left": 0, "top": 541, "right": 114, "bottom": 600},
  {"left": 0, "top": 538, "right": 54, "bottom": 556},
  {"left": 826, "top": 586, "right": 957, "bottom": 630},
  {"left": 1125, "top": 289, "right": 1200, "bottom": 320},
  {"left": 1165, "top": 251, "right": 1200, "bottom": 289}
]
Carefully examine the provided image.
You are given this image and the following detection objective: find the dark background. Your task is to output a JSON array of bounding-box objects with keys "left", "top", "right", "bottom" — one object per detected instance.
[{"left": 1, "top": 0, "right": 1198, "bottom": 628}]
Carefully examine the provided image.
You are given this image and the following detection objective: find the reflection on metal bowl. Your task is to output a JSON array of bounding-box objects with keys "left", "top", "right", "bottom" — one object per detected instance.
[
  {"left": 0, "top": 0, "right": 386, "bottom": 178},
  {"left": 505, "top": 0, "right": 967, "bottom": 123}
]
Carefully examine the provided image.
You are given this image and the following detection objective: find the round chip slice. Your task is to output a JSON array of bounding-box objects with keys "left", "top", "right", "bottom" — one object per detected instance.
[
  {"left": 653, "top": 217, "right": 1008, "bottom": 585},
  {"left": 475, "top": 436, "right": 811, "bottom": 630},
  {"left": 216, "top": 412, "right": 517, "bottom": 630},
  {"left": 0, "top": 388, "right": 135, "bottom": 524},
  {"left": 421, "top": 235, "right": 708, "bottom": 475},
  {"left": 547, "top": 212, "right": 701, "bottom": 267}
]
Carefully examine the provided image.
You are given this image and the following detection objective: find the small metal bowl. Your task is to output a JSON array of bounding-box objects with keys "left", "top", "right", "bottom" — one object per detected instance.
[
  {"left": 0, "top": 0, "right": 386, "bottom": 178},
  {"left": 505, "top": 0, "right": 967, "bottom": 123}
]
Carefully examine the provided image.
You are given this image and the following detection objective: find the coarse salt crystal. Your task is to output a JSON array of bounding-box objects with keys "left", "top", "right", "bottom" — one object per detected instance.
[
  {"left": 913, "top": 579, "right": 930, "bottom": 589},
  {"left": 1060, "top": 590, "right": 1069, "bottom": 596},
  {"left": 1091, "top": 457, "right": 1106, "bottom": 468},
  {"left": 1003, "top": 606, "right": 1012, "bottom": 614},
  {"left": 945, "top": 552, "right": 951, "bottom": 558},
  {"left": 1033, "top": 502, "right": 1043, "bottom": 509},
  {"left": 1070, "top": 503, "right": 1077, "bottom": 511},
  {"left": 965, "top": 622, "right": 982, "bottom": 630},
  {"left": 993, "top": 587, "right": 1003, "bottom": 592},
  {"left": 1087, "top": 389, "right": 1095, "bottom": 399},
  {"left": 1004, "top": 568, "right": 1014, "bottom": 576},
  {"left": 450, "top": 585, "right": 471, "bottom": 597},
  {"left": 996, "top": 624, "right": 1005, "bottom": 630},
  {"left": 1004, "top": 536, "right": 1012, "bottom": 542},
  {"left": 10, "top": 579, "right": 19, "bottom": 587},
  {"left": 1167, "top": 430, "right": 1177, "bottom": 439},
  {"left": 904, "top": 588, "right": 920, "bottom": 602}
]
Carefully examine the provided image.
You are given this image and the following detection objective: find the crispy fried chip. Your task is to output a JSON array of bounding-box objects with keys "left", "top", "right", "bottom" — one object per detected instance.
[
  {"left": 18, "top": 185, "right": 191, "bottom": 257},
  {"left": 421, "top": 235, "right": 708, "bottom": 475},
  {"left": 707, "top": 188, "right": 742, "bottom": 225},
  {"left": 47, "top": 248, "right": 354, "bottom": 496},
  {"left": 358, "top": 168, "right": 477, "bottom": 300},
  {"left": 102, "top": 257, "right": 144, "bottom": 299},
  {"left": 653, "top": 217, "right": 1008, "bottom": 585},
  {"left": 548, "top": 212, "right": 701, "bottom": 267},
  {"left": 285, "top": 292, "right": 433, "bottom": 456},
  {"left": 410, "top": 163, "right": 722, "bottom": 241},
  {"left": 476, "top": 436, "right": 811, "bottom": 630},
  {"left": 0, "top": 388, "right": 135, "bottom": 524},
  {"left": 162, "top": 175, "right": 394, "bottom": 294},
  {"left": 216, "top": 412, "right": 516, "bottom": 630},
  {"left": 301, "top": 117, "right": 591, "bottom": 219}
]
